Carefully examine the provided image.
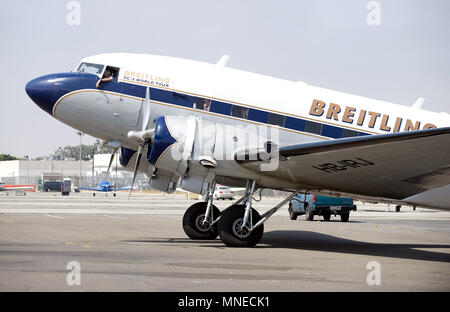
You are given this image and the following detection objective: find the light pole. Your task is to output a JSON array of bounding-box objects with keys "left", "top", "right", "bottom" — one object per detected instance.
[
  {"left": 115, "top": 149, "right": 118, "bottom": 188},
  {"left": 76, "top": 131, "right": 84, "bottom": 187},
  {"left": 24, "top": 155, "right": 29, "bottom": 185},
  {"left": 59, "top": 147, "right": 64, "bottom": 181},
  {"left": 92, "top": 146, "right": 95, "bottom": 187}
]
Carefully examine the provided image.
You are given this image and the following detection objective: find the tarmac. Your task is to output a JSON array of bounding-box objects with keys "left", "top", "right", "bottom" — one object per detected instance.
[{"left": 0, "top": 192, "right": 449, "bottom": 291}]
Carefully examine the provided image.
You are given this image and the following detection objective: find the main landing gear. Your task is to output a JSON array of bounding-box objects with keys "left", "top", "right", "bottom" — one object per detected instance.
[
  {"left": 182, "top": 179, "right": 301, "bottom": 247},
  {"left": 182, "top": 181, "right": 221, "bottom": 240}
]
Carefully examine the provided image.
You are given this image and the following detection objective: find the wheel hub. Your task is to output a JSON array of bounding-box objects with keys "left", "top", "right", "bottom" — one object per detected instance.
[
  {"left": 232, "top": 218, "right": 251, "bottom": 238},
  {"left": 195, "top": 214, "right": 212, "bottom": 232}
]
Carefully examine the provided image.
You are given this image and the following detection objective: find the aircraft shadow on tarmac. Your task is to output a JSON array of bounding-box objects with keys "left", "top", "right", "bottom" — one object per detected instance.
[
  {"left": 125, "top": 230, "right": 450, "bottom": 263},
  {"left": 260, "top": 231, "right": 450, "bottom": 263}
]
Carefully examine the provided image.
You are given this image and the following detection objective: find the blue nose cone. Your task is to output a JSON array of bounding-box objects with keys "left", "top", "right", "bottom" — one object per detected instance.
[
  {"left": 26, "top": 72, "right": 101, "bottom": 116},
  {"left": 25, "top": 75, "right": 56, "bottom": 115}
]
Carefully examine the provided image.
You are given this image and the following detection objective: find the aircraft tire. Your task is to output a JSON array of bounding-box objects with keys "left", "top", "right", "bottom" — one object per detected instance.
[
  {"left": 182, "top": 202, "right": 221, "bottom": 240},
  {"left": 218, "top": 205, "right": 264, "bottom": 247},
  {"left": 288, "top": 204, "right": 298, "bottom": 220}
]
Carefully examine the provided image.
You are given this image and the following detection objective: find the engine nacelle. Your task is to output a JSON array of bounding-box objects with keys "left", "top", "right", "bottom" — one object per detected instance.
[
  {"left": 146, "top": 115, "right": 272, "bottom": 194},
  {"left": 149, "top": 168, "right": 179, "bottom": 193},
  {"left": 147, "top": 116, "right": 190, "bottom": 175},
  {"left": 119, "top": 146, "right": 153, "bottom": 175}
]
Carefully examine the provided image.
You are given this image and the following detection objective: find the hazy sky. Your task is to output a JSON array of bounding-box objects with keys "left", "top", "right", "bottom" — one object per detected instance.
[{"left": 1, "top": 0, "right": 449, "bottom": 158}]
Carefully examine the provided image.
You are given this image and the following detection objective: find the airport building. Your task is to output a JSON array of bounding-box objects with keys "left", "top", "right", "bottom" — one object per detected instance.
[
  {"left": 0, "top": 155, "right": 139, "bottom": 189},
  {"left": 0, "top": 159, "right": 92, "bottom": 185}
]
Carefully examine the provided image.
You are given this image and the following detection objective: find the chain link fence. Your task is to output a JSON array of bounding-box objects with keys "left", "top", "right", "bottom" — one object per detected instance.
[{"left": 1, "top": 173, "right": 150, "bottom": 191}]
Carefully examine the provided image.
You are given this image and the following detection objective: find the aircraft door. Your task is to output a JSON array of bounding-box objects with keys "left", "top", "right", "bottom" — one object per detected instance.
[
  {"left": 95, "top": 66, "right": 122, "bottom": 129},
  {"left": 101, "top": 65, "right": 141, "bottom": 130},
  {"left": 118, "top": 83, "right": 142, "bottom": 129}
]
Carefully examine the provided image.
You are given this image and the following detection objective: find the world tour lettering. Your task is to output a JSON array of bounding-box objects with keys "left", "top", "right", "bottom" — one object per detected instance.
[
  {"left": 123, "top": 70, "right": 170, "bottom": 86},
  {"left": 309, "top": 99, "right": 436, "bottom": 133}
]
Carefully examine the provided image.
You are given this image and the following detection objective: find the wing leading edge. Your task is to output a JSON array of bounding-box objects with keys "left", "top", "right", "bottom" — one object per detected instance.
[
  {"left": 236, "top": 127, "right": 450, "bottom": 208},
  {"left": 78, "top": 187, "right": 101, "bottom": 191}
]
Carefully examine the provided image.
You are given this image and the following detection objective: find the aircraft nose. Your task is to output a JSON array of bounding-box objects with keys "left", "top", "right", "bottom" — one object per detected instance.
[{"left": 25, "top": 75, "right": 56, "bottom": 115}]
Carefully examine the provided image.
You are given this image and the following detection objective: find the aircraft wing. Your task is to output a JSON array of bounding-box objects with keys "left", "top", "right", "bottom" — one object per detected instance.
[
  {"left": 110, "top": 187, "right": 132, "bottom": 191},
  {"left": 235, "top": 127, "right": 450, "bottom": 208}
]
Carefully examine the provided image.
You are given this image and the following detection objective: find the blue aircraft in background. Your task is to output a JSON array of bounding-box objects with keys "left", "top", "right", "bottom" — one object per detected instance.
[{"left": 79, "top": 181, "right": 132, "bottom": 197}]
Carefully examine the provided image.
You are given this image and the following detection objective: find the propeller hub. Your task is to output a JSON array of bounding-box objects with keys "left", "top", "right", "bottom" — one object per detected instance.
[{"left": 127, "top": 129, "right": 154, "bottom": 144}]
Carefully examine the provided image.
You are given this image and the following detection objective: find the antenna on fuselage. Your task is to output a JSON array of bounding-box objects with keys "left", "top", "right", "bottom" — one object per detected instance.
[
  {"left": 216, "top": 55, "right": 230, "bottom": 67},
  {"left": 412, "top": 97, "right": 425, "bottom": 109}
]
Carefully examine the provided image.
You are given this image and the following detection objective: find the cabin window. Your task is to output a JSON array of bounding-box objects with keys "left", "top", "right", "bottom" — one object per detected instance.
[
  {"left": 77, "top": 62, "right": 104, "bottom": 75},
  {"left": 268, "top": 112, "right": 285, "bottom": 127},
  {"left": 103, "top": 66, "right": 120, "bottom": 81},
  {"left": 342, "top": 129, "right": 358, "bottom": 138},
  {"left": 231, "top": 105, "right": 249, "bottom": 119},
  {"left": 305, "top": 120, "right": 322, "bottom": 134},
  {"left": 193, "top": 97, "right": 211, "bottom": 111}
]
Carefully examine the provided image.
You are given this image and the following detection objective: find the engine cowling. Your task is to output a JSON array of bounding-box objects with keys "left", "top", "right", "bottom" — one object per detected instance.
[
  {"left": 145, "top": 115, "right": 272, "bottom": 194},
  {"left": 145, "top": 116, "right": 191, "bottom": 193}
]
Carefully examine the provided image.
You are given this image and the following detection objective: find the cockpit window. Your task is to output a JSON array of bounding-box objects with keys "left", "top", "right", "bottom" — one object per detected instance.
[
  {"left": 77, "top": 62, "right": 104, "bottom": 75},
  {"left": 103, "top": 66, "right": 120, "bottom": 81}
]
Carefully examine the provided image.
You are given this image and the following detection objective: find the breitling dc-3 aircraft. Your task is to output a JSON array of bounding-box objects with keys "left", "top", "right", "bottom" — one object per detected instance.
[{"left": 25, "top": 53, "right": 450, "bottom": 247}]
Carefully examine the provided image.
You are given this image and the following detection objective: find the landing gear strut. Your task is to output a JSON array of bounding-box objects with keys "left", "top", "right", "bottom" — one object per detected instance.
[{"left": 217, "top": 180, "right": 301, "bottom": 247}]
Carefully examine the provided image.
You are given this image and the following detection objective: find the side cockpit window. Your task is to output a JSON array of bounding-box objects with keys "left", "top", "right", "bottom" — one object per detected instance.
[
  {"left": 95, "top": 65, "right": 120, "bottom": 88},
  {"left": 77, "top": 62, "right": 104, "bottom": 75},
  {"left": 103, "top": 66, "right": 120, "bottom": 81}
]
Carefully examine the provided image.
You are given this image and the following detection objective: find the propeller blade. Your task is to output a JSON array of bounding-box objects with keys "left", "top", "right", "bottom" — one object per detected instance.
[
  {"left": 127, "top": 87, "right": 151, "bottom": 199},
  {"left": 128, "top": 145, "right": 143, "bottom": 199},
  {"left": 142, "top": 86, "right": 150, "bottom": 131},
  {"left": 126, "top": 87, "right": 152, "bottom": 145},
  {"left": 106, "top": 148, "right": 118, "bottom": 176}
]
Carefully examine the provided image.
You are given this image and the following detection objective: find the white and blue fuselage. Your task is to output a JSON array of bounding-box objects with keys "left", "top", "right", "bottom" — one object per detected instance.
[{"left": 25, "top": 53, "right": 450, "bottom": 194}]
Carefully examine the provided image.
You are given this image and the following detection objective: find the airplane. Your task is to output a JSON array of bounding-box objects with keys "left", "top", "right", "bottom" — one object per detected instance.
[
  {"left": 78, "top": 181, "right": 131, "bottom": 197},
  {"left": 25, "top": 53, "right": 450, "bottom": 247}
]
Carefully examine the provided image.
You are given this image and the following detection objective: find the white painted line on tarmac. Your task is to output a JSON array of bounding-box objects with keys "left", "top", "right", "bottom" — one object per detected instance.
[
  {"left": 45, "top": 214, "right": 65, "bottom": 219},
  {"left": 0, "top": 208, "right": 185, "bottom": 215},
  {"left": 104, "top": 215, "right": 128, "bottom": 220}
]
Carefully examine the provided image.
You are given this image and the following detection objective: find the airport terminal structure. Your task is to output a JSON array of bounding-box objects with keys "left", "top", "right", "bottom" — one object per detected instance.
[{"left": 0, "top": 154, "right": 137, "bottom": 189}]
